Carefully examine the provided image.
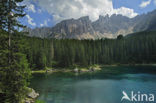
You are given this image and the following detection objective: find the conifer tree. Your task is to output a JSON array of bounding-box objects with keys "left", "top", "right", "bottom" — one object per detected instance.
[{"left": 0, "top": 0, "right": 31, "bottom": 102}]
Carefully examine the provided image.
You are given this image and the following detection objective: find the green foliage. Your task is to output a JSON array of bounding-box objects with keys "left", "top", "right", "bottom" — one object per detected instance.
[
  {"left": 0, "top": 0, "right": 31, "bottom": 102},
  {"left": 0, "top": 31, "right": 31, "bottom": 103},
  {"left": 35, "top": 100, "right": 45, "bottom": 103}
]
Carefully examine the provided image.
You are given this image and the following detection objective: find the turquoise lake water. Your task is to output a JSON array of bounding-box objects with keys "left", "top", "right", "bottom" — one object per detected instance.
[{"left": 30, "top": 66, "right": 156, "bottom": 103}]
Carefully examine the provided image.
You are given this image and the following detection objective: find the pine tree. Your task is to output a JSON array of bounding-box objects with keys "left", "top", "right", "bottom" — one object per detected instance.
[{"left": 0, "top": 0, "right": 31, "bottom": 102}]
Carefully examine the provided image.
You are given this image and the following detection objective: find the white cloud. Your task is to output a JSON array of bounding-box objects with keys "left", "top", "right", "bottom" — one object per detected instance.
[
  {"left": 40, "top": 20, "right": 48, "bottom": 27},
  {"left": 27, "top": 4, "right": 36, "bottom": 13},
  {"left": 31, "top": 0, "right": 138, "bottom": 23},
  {"left": 40, "top": 24, "right": 44, "bottom": 27},
  {"left": 26, "top": 15, "right": 36, "bottom": 26},
  {"left": 113, "top": 7, "right": 138, "bottom": 18},
  {"left": 139, "top": 0, "right": 151, "bottom": 8}
]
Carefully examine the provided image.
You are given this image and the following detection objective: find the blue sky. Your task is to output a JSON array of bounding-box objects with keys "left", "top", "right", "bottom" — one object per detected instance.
[
  {"left": 22, "top": 0, "right": 156, "bottom": 28},
  {"left": 112, "top": 0, "right": 156, "bottom": 14}
]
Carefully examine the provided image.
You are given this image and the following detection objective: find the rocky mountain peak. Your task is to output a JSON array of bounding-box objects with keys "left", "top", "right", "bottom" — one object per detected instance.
[
  {"left": 26, "top": 9, "right": 156, "bottom": 39},
  {"left": 78, "top": 16, "right": 90, "bottom": 21}
]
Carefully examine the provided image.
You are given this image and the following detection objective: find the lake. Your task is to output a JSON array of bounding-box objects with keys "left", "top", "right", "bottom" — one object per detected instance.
[{"left": 30, "top": 66, "right": 156, "bottom": 103}]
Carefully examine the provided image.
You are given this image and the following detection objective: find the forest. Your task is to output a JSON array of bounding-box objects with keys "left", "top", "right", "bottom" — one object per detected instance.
[{"left": 23, "top": 31, "right": 156, "bottom": 70}]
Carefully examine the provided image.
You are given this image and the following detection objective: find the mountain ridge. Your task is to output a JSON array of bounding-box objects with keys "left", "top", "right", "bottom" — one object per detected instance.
[{"left": 25, "top": 9, "right": 156, "bottom": 39}]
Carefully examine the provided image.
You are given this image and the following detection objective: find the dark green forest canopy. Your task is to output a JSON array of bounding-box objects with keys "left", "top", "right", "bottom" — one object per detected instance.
[{"left": 22, "top": 31, "right": 156, "bottom": 70}]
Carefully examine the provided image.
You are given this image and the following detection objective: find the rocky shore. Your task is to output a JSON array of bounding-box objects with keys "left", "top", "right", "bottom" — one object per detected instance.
[
  {"left": 32, "top": 65, "right": 102, "bottom": 74},
  {"left": 73, "top": 66, "right": 101, "bottom": 73},
  {"left": 24, "top": 88, "right": 39, "bottom": 103}
]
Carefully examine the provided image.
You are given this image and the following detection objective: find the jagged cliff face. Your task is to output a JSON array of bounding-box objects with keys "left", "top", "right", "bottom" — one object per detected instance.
[
  {"left": 48, "top": 15, "right": 135, "bottom": 39},
  {"left": 50, "top": 15, "right": 133, "bottom": 39},
  {"left": 24, "top": 27, "right": 51, "bottom": 38},
  {"left": 92, "top": 15, "right": 134, "bottom": 37},
  {"left": 25, "top": 10, "right": 156, "bottom": 39},
  {"left": 49, "top": 16, "right": 96, "bottom": 39}
]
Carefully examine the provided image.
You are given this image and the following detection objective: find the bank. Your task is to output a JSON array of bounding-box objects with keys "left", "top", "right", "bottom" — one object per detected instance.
[
  {"left": 32, "top": 65, "right": 102, "bottom": 74},
  {"left": 31, "top": 63, "right": 156, "bottom": 74}
]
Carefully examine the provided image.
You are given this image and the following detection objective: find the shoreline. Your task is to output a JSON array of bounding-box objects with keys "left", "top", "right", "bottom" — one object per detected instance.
[{"left": 32, "top": 63, "right": 156, "bottom": 74}]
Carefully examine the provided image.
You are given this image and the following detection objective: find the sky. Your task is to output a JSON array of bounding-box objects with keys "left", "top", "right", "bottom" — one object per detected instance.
[{"left": 21, "top": 0, "right": 156, "bottom": 28}]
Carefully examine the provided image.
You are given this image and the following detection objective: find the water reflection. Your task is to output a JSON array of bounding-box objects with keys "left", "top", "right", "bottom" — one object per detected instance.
[{"left": 30, "top": 66, "right": 156, "bottom": 103}]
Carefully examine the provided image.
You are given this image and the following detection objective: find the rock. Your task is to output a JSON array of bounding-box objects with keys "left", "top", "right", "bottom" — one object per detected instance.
[
  {"left": 24, "top": 98, "right": 35, "bottom": 103},
  {"left": 24, "top": 88, "right": 39, "bottom": 103},
  {"left": 74, "top": 68, "right": 79, "bottom": 73},
  {"left": 89, "top": 66, "right": 101, "bottom": 72},
  {"left": 25, "top": 99, "right": 31, "bottom": 103},
  {"left": 89, "top": 67, "right": 94, "bottom": 72},
  {"left": 80, "top": 68, "right": 89, "bottom": 72},
  {"left": 46, "top": 69, "right": 53, "bottom": 73},
  {"left": 27, "top": 88, "right": 39, "bottom": 99}
]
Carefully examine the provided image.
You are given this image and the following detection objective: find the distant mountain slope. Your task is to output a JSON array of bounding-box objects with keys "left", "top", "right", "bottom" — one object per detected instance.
[
  {"left": 24, "top": 27, "right": 51, "bottom": 38},
  {"left": 49, "top": 16, "right": 97, "bottom": 39},
  {"left": 132, "top": 10, "right": 156, "bottom": 32},
  {"left": 25, "top": 9, "right": 156, "bottom": 39},
  {"left": 92, "top": 14, "right": 134, "bottom": 37}
]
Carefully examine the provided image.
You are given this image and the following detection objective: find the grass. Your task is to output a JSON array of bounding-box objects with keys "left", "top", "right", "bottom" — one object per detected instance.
[
  {"left": 35, "top": 100, "right": 45, "bottom": 103},
  {"left": 32, "top": 70, "right": 47, "bottom": 73}
]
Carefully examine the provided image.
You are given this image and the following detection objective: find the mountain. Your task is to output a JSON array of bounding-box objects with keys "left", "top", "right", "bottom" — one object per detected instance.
[
  {"left": 49, "top": 16, "right": 97, "bottom": 39},
  {"left": 25, "top": 9, "right": 156, "bottom": 39},
  {"left": 92, "top": 14, "right": 134, "bottom": 37},
  {"left": 133, "top": 10, "right": 156, "bottom": 32},
  {"left": 24, "top": 27, "right": 51, "bottom": 38}
]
